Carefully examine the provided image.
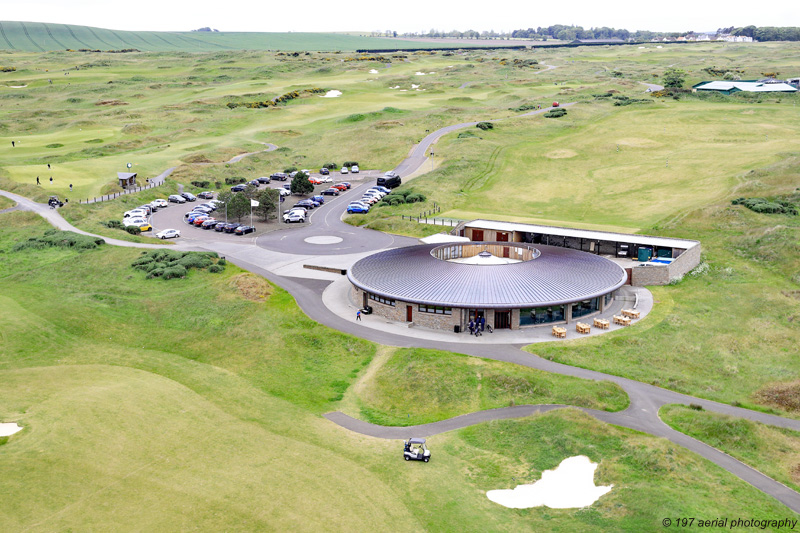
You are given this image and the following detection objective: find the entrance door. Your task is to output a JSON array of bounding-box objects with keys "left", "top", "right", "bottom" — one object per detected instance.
[
  {"left": 406, "top": 305, "right": 413, "bottom": 322},
  {"left": 497, "top": 232, "right": 509, "bottom": 242},
  {"left": 472, "top": 229, "right": 484, "bottom": 242},
  {"left": 467, "top": 309, "right": 485, "bottom": 322},
  {"left": 495, "top": 310, "right": 511, "bottom": 329},
  {"left": 502, "top": 246, "right": 510, "bottom": 258}
]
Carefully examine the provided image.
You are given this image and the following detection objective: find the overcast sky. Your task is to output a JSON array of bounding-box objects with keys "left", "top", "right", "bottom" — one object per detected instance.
[{"left": 3, "top": 0, "right": 797, "bottom": 34}]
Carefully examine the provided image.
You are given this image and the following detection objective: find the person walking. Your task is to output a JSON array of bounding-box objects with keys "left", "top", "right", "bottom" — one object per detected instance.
[
  {"left": 47, "top": 163, "right": 51, "bottom": 170},
  {"left": 36, "top": 176, "right": 40, "bottom": 185},
  {"left": 69, "top": 183, "right": 73, "bottom": 192},
  {"left": 356, "top": 310, "right": 362, "bottom": 321},
  {"left": 479, "top": 316, "right": 486, "bottom": 332},
  {"left": 468, "top": 319, "right": 475, "bottom": 335},
  {"left": 11, "top": 141, "right": 15, "bottom": 147},
  {"left": 49, "top": 177, "right": 53, "bottom": 184}
]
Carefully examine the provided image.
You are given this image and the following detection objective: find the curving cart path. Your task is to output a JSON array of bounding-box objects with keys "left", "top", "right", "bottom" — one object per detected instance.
[{"left": 3, "top": 105, "right": 800, "bottom": 513}]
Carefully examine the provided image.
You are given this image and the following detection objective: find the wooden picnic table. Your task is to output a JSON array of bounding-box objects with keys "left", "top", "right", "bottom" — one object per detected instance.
[
  {"left": 622, "top": 309, "right": 640, "bottom": 319},
  {"left": 552, "top": 326, "right": 567, "bottom": 338},
  {"left": 613, "top": 315, "right": 631, "bottom": 326},
  {"left": 594, "top": 318, "right": 610, "bottom": 329},
  {"left": 576, "top": 322, "right": 591, "bottom": 334}
]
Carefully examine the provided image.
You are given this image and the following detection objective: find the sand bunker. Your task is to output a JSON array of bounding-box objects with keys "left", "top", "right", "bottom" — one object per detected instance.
[
  {"left": 415, "top": 72, "right": 426, "bottom": 76},
  {"left": 0, "top": 423, "right": 23, "bottom": 437},
  {"left": 487, "top": 456, "right": 612, "bottom": 509},
  {"left": 319, "top": 90, "right": 342, "bottom": 98},
  {"left": 369, "top": 69, "right": 379, "bottom": 74},
  {"left": 390, "top": 85, "right": 400, "bottom": 89},
  {"left": 8, "top": 85, "right": 27, "bottom": 88},
  {"left": 545, "top": 149, "right": 578, "bottom": 159},
  {"left": 411, "top": 84, "right": 420, "bottom": 89}
]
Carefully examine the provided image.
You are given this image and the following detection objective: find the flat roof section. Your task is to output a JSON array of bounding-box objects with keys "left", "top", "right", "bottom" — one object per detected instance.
[
  {"left": 348, "top": 243, "right": 627, "bottom": 309},
  {"left": 465, "top": 219, "right": 700, "bottom": 250}
]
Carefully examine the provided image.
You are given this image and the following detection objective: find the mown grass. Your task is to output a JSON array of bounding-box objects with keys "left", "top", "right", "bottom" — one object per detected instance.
[
  {"left": 347, "top": 347, "right": 628, "bottom": 426},
  {"left": 661, "top": 404, "right": 800, "bottom": 493},
  {"left": 2, "top": 211, "right": 795, "bottom": 528}
]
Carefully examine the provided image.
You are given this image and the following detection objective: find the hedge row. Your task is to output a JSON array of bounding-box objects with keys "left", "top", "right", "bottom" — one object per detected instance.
[
  {"left": 13, "top": 230, "right": 104, "bottom": 251},
  {"left": 226, "top": 88, "right": 326, "bottom": 109},
  {"left": 377, "top": 189, "right": 427, "bottom": 207},
  {"left": 732, "top": 197, "right": 798, "bottom": 215}
]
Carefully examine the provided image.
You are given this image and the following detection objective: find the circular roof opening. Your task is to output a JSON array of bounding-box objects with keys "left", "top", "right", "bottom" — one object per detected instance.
[{"left": 431, "top": 242, "right": 540, "bottom": 265}]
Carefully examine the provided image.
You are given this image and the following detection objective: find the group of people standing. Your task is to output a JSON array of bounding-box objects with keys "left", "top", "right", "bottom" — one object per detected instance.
[{"left": 468, "top": 316, "right": 486, "bottom": 336}]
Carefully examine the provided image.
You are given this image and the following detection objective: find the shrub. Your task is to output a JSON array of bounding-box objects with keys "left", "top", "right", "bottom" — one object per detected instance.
[
  {"left": 191, "top": 180, "right": 210, "bottom": 188},
  {"left": 476, "top": 122, "right": 494, "bottom": 130},
  {"left": 12, "top": 230, "right": 104, "bottom": 251},
  {"left": 284, "top": 166, "right": 297, "bottom": 173},
  {"left": 457, "top": 131, "right": 477, "bottom": 138},
  {"left": 146, "top": 268, "right": 165, "bottom": 278},
  {"left": 218, "top": 257, "right": 227, "bottom": 265},
  {"left": 343, "top": 113, "right": 366, "bottom": 122},
  {"left": 406, "top": 192, "right": 426, "bottom": 203},
  {"left": 544, "top": 108, "right": 567, "bottom": 118},
  {"left": 343, "top": 161, "right": 359, "bottom": 167},
  {"left": 511, "top": 103, "right": 537, "bottom": 112},
  {"left": 162, "top": 265, "right": 187, "bottom": 280},
  {"left": 208, "top": 264, "right": 224, "bottom": 273},
  {"left": 125, "top": 226, "right": 142, "bottom": 235},
  {"left": 215, "top": 181, "right": 222, "bottom": 189},
  {"left": 178, "top": 254, "right": 213, "bottom": 269},
  {"left": 102, "top": 219, "right": 123, "bottom": 229},
  {"left": 689, "top": 403, "right": 704, "bottom": 411},
  {"left": 322, "top": 162, "right": 338, "bottom": 169},
  {"left": 224, "top": 177, "right": 246, "bottom": 185}
]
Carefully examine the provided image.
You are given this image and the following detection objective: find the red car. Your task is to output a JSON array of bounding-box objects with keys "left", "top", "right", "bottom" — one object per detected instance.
[
  {"left": 332, "top": 183, "right": 348, "bottom": 191},
  {"left": 193, "top": 216, "right": 212, "bottom": 226}
]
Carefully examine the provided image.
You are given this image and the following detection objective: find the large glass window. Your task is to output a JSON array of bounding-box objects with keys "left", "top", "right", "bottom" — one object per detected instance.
[
  {"left": 419, "top": 304, "right": 452, "bottom": 315},
  {"left": 572, "top": 298, "right": 599, "bottom": 319},
  {"left": 604, "top": 292, "right": 614, "bottom": 307},
  {"left": 519, "top": 305, "right": 566, "bottom": 326},
  {"left": 369, "top": 293, "right": 395, "bottom": 307}
]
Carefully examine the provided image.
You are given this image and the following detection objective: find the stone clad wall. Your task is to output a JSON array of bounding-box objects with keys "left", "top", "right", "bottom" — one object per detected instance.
[
  {"left": 668, "top": 243, "right": 702, "bottom": 280},
  {"left": 631, "top": 265, "right": 670, "bottom": 286}
]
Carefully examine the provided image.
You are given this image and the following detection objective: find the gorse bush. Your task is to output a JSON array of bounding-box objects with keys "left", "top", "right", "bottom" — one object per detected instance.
[
  {"left": 125, "top": 226, "right": 142, "bottom": 235},
  {"left": 132, "top": 250, "right": 223, "bottom": 280},
  {"left": 191, "top": 180, "right": 211, "bottom": 188},
  {"left": 102, "top": 220, "right": 123, "bottom": 229},
  {"left": 544, "top": 108, "right": 567, "bottom": 118},
  {"left": 476, "top": 122, "right": 494, "bottom": 131},
  {"left": 732, "top": 197, "right": 798, "bottom": 215},
  {"left": 13, "top": 230, "right": 104, "bottom": 251}
]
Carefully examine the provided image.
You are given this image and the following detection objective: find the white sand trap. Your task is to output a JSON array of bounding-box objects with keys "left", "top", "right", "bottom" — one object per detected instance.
[
  {"left": 428, "top": 72, "right": 436, "bottom": 74},
  {"left": 8, "top": 85, "right": 27, "bottom": 88},
  {"left": 411, "top": 84, "right": 420, "bottom": 89},
  {"left": 656, "top": 46, "right": 663, "bottom": 49},
  {"left": 638, "top": 46, "right": 646, "bottom": 49},
  {"left": 369, "top": 69, "right": 379, "bottom": 74},
  {"left": 0, "top": 423, "right": 23, "bottom": 437},
  {"left": 390, "top": 85, "right": 400, "bottom": 89},
  {"left": 399, "top": 89, "right": 408, "bottom": 92},
  {"left": 319, "top": 90, "right": 342, "bottom": 98},
  {"left": 415, "top": 72, "right": 426, "bottom": 76},
  {"left": 487, "top": 456, "right": 612, "bottom": 509}
]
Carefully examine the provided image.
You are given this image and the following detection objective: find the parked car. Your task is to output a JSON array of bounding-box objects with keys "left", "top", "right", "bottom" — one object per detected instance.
[
  {"left": 201, "top": 219, "right": 221, "bottom": 229},
  {"left": 198, "top": 203, "right": 217, "bottom": 211},
  {"left": 351, "top": 164, "right": 360, "bottom": 173},
  {"left": 377, "top": 175, "right": 401, "bottom": 189},
  {"left": 294, "top": 200, "right": 316, "bottom": 210},
  {"left": 197, "top": 191, "right": 214, "bottom": 199},
  {"left": 341, "top": 182, "right": 352, "bottom": 189},
  {"left": 189, "top": 206, "right": 213, "bottom": 214},
  {"left": 373, "top": 186, "right": 391, "bottom": 194},
  {"left": 320, "top": 176, "right": 333, "bottom": 183},
  {"left": 282, "top": 183, "right": 292, "bottom": 190},
  {"left": 257, "top": 176, "right": 271, "bottom": 184},
  {"left": 192, "top": 215, "right": 211, "bottom": 226},
  {"left": 360, "top": 195, "right": 380, "bottom": 205},
  {"left": 137, "top": 222, "right": 153, "bottom": 232},
  {"left": 366, "top": 188, "right": 387, "bottom": 197},
  {"left": 347, "top": 203, "right": 370, "bottom": 214},
  {"left": 223, "top": 223, "right": 241, "bottom": 233},
  {"left": 180, "top": 192, "right": 197, "bottom": 202},
  {"left": 124, "top": 217, "right": 148, "bottom": 227},
  {"left": 248, "top": 179, "right": 260, "bottom": 187},
  {"left": 271, "top": 172, "right": 288, "bottom": 181},
  {"left": 341, "top": 166, "right": 349, "bottom": 174},
  {"left": 384, "top": 170, "right": 399, "bottom": 178},
  {"left": 214, "top": 222, "right": 228, "bottom": 232},
  {"left": 234, "top": 225, "right": 255, "bottom": 235},
  {"left": 186, "top": 212, "right": 207, "bottom": 223},
  {"left": 320, "top": 167, "right": 330, "bottom": 175},
  {"left": 140, "top": 204, "right": 155, "bottom": 214},
  {"left": 168, "top": 194, "right": 186, "bottom": 203},
  {"left": 332, "top": 183, "right": 348, "bottom": 191},
  {"left": 153, "top": 198, "right": 169, "bottom": 208},
  {"left": 278, "top": 188, "right": 292, "bottom": 196},
  {"left": 311, "top": 195, "right": 325, "bottom": 205},
  {"left": 309, "top": 177, "right": 323, "bottom": 185},
  {"left": 124, "top": 209, "right": 148, "bottom": 219},
  {"left": 283, "top": 210, "right": 306, "bottom": 223},
  {"left": 231, "top": 184, "right": 247, "bottom": 192},
  {"left": 322, "top": 188, "right": 340, "bottom": 196},
  {"left": 155, "top": 229, "right": 181, "bottom": 239}
]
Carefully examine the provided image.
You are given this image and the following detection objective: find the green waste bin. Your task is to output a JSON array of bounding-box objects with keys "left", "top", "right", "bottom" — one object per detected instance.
[{"left": 637, "top": 248, "right": 652, "bottom": 262}]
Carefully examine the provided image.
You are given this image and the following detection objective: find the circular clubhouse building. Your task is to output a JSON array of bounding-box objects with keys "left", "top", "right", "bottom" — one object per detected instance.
[{"left": 348, "top": 242, "right": 628, "bottom": 331}]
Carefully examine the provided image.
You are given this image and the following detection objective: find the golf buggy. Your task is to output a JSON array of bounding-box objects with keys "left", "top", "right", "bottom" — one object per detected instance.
[
  {"left": 48, "top": 195, "right": 63, "bottom": 208},
  {"left": 403, "top": 438, "right": 431, "bottom": 462}
]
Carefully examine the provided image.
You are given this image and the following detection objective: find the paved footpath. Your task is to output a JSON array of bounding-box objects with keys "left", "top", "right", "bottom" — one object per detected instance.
[{"left": 3, "top": 105, "right": 800, "bottom": 513}]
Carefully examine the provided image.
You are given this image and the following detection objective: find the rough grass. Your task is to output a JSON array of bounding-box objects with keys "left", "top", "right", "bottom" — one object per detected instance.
[
  {"left": 349, "top": 347, "right": 628, "bottom": 426},
  {"left": 661, "top": 404, "right": 800, "bottom": 493}
]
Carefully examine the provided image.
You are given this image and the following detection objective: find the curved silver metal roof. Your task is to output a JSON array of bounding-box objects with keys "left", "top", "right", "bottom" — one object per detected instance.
[{"left": 348, "top": 243, "right": 627, "bottom": 309}]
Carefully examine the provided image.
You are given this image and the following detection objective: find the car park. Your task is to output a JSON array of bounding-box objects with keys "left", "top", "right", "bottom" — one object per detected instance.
[
  {"left": 351, "top": 165, "right": 360, "bottom": 173},
  {"left": 235, "top": 225, "right": 255, "bottom": 235},
  {"left": 168, "top": 194, "right": 186, "bottom": 203},
  {"left": 257, "top": 176, "right": 271, "bottom": 184},
  {"left": 155, "top": 229, "right": 181, "bottom": 239},
  {"left": 271, "top": 172, "right": 288, "bottom": 181},
  {"left": 347, "top": 203, "right": 370, "bottom": 214},
  {"left": 320, "top": 167, "right": 330, "bottom": 175},
  {"left": 322, "top": 188, "right": 339, "bottom": 196},
  {"left": 223, "top": 223, "right": 241, "bottom": 233},
  {"left": 341, "top": 166, "right": 349, "bottom": 174},
  {"left": 231, "top": 184, "right": 247, "bottom": 192},
  {"left": 201, "top": 219, "right": 220, "bottom": 229},
  {"left": 180, "top": 192, "right": 197, "bottom": 202},
  {"left": 153, "top": 199, "right": 169, "bottom": 208},
  {"left": 197, "top": 191, "right": 214, "bottom": 199},
  {"left": 283, "top": 210, "right": 306, "bottom": 223}
]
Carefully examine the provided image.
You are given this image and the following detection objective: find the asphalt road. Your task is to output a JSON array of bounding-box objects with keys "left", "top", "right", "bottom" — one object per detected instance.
[{"left": 3, "top": 102, "right": 800, "bottom": 513}]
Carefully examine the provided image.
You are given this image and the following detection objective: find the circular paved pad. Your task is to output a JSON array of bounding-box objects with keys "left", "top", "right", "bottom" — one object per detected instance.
[{"left": 304, "top": 236, "right": 344, "bottom": 244}]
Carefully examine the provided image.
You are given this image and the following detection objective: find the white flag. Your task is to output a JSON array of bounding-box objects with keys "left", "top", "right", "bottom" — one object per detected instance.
[{"left": 250, "top": 199, "right": 259, "bottom": 207}]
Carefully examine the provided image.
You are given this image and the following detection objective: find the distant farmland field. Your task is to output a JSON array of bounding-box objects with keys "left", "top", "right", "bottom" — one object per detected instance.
[{"left": 0, "top": 21, "right": 516, "bottom": 52}]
